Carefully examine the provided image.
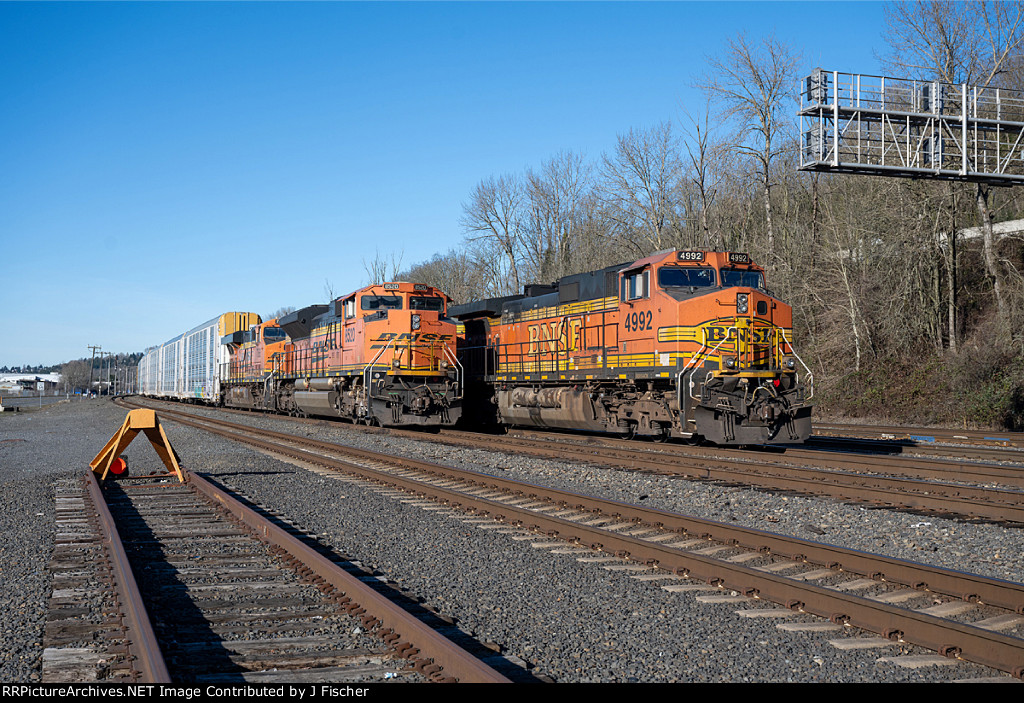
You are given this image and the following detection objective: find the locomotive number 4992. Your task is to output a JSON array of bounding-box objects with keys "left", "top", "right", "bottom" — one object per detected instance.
[{"left": 623, "top": 310, "right": 652, "bottom": 332}]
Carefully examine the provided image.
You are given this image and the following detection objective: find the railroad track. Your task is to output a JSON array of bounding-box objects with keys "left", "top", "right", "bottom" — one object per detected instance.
[
  {"left": 43, "top": 463, "right": 514, "bottom": 683},
  {"left": 813, "top": 422, "right": 1024, "bottom": 450},
  {"left": 118, "top": 399, "right": 1024, "bottom": 679},
  {"left": 132, "top": 398, "right": 1024, "bottom": 525},
  {"left": 464, "top": 429, "right": 1024, "bottom": 525}
]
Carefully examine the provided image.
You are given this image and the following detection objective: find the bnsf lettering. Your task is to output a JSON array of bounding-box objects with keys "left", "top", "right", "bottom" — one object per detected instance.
[
  {"left": 706, "top": 326, "right": 772, "bottom": 344},
  {"left": 373, "top": 333, "right": 453, "bottom": 342},
  {"left": 527, "top": 318, "right": 583, "bottom": 355},
  {"left": 370, "top": 332, "right": 453, "bottom": 349}
]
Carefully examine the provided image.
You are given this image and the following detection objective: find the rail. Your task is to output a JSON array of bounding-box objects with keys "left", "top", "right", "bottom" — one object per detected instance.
[{"left": 85, "top": 471, "right": 170, "bottom": 682}]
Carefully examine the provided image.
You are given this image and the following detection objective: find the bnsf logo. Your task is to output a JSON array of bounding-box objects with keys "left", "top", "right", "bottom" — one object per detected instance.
[
  {"left": 527, "top": 318, "right": 583, "bottom": 355},
  {"left": 371, "top": 332, "right": 453, "bottom": 349},
  {"left": 706, "top": 325, "right": 774, "bottom": 344}
]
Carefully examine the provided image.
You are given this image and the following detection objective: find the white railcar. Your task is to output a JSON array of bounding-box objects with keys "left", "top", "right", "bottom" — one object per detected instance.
[{"left": 138, "top": 312, "right": 261, "bottom": 402}]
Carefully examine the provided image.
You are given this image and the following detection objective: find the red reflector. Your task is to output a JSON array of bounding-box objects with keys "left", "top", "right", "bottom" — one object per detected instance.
[
  {"left": 773, "top": 379, "right": 781, "bottom": 388},
  {"left": 110, "top": 457, "right": 128, "bottom": 475}
]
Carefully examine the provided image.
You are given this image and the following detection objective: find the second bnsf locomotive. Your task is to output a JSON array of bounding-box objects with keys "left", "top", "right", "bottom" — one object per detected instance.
[
  {"left": 451, "top": 250, "right": 812, "bottom": 444},
  {"left": 221, "top": 282, "right": 461, "bottom": 426}
]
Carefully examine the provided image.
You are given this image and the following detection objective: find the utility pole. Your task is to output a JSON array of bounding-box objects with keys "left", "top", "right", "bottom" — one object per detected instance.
[
  {"left": 103, "top": 352, "right": 113, "bottom": 396},
  {"left": 87, "top": 345, "right": 101, "bottom": 398}
]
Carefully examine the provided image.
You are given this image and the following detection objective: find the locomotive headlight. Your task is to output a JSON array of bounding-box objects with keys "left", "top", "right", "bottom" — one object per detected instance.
[
  {"left": 736, "top": 293, "right": 749, "bottom": 314},
  {"left": 412, "top": 314, "right": 421, "bottom": 330},
  {"left": 723, "top": 356, "right": 738, "bottom": 370},
  {"left": 783, "top": 357, "right": 796, "bottom": 370}
]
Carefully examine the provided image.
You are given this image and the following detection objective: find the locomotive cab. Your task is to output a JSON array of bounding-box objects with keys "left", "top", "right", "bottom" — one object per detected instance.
[
  {"left": 267, "top": 282, "right": 462, "bottom": 427},
  {"left": 221, "top": 319, "right": 289, "bottom": 409},
  {"left": 632, "top": 251, "right": 812, "bottom": 444},
  {"left": 358, "top": 284, "right": 462, "bottom": 424}
]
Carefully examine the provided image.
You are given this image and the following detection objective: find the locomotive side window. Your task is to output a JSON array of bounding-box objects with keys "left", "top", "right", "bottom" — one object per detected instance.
[
  {"left": 658, "top": 266, "right": 716, "bottom": 288},
  {"left": 410, "top": 295, "right": 444, "bottom": 312},
  {"left": 361, "top": 295, "right": 403, "bottom": 311},
  {"left": 342, "top": 297, "right": 356, "bottom": 319},
  {"left": 621, "top": 269, "right": 649, "bottom": 301},
  {"left": 721, "top": 268, "right": 765, "bottom": 290}
]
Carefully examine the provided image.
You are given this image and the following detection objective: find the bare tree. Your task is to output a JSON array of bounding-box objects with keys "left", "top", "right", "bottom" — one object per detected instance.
[
  {"left": 599, "top": 122, "right": 683, "bottom": 255},
  {"left": 60, "top": 360, "right": 92, "bottom": 394},
  {"left": 680, "top": 102, "right": 727, "bottom": 249},
  {"left": 461, "top": 174, "right": 527, "bottom": 295},
  {"left": 882, "top": 0, "right": 1024, "bottom": 327},
  {"left": 362, "top": 248, "right": 405, "bottom": 285},
  {"left": 400, "top": 248, "right": 484, "bottom": 304},
  {"left": 266, "top": 306, "right": 296, "bottom": 320},
  {"left": 523, "top": 151, "right": 598, "bottom": 281},
  {"left": 696, "top": 32, "right": 802, "bottom": 256}
]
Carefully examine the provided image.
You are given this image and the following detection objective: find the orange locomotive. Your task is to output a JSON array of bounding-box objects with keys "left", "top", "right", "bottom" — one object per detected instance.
[
  {"left": 451, "top": 250, "right": 812, "bottom": 444},
  {"left": 221, "top": 282, "right": 461, "bottom": 426}
]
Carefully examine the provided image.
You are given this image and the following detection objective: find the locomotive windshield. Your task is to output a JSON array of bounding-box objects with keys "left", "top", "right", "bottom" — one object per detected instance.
[
  {"left": 410, "top": 296, "right": 444, "bottom": 311},
  {"left": 263, "top": 327, "right": 287, "bottom": 342},
  {"left": 361, "top": 295, "right": 403, "bottom": 311},
  {"left": 721, "top": 268, "right": 765, "bottom": 289},
  {"left": 658, "top": 266, "right": 716, "bottom": 288}
]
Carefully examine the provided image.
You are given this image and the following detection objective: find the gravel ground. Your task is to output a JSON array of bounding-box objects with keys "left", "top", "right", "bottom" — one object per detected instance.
[{"left": 2, "top": 398, "right": 1022, "bottom": 683}]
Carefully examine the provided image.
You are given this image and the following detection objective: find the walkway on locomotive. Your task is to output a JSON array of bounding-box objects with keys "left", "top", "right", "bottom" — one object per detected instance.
[
  {"left": 460, "top": 250, "right": 801, "bottom": 384},
  {"left": 221, "top": 283, "right": 458, "bottom": 384}
]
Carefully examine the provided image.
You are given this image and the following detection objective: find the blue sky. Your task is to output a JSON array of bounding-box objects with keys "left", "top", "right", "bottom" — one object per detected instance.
[{"left": 0, "top": 1, "right": 890, "bottom": 367}]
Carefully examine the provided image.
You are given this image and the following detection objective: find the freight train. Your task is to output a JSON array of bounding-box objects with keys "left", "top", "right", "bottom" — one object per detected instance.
[
  {"left": 449, "top": 250, "right": 812, "bottom": 444},
  {"left": 138, "top": 282, "right": 461, "bottom": 427}
]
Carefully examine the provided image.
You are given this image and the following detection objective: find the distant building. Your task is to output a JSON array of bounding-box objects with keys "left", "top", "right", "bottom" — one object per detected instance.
[{"left": 0, "top": 373, "right": 62, "bottom": 394}]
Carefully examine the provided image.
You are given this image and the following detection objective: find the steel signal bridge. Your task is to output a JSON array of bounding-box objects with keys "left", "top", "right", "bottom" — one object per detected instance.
[{"left": 799, "top": 69, "right": 1024, "bottom": 185}]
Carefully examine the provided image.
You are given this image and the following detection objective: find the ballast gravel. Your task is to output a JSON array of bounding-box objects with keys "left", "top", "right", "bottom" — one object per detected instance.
[{"left": 2, "top": 398, "right": 1022, "bottom": 683}]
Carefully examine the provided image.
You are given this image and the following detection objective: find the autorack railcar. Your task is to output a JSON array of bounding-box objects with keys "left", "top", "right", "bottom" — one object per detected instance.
[{"left": 138, "top": 312, "right": 261, "bottom": 402}]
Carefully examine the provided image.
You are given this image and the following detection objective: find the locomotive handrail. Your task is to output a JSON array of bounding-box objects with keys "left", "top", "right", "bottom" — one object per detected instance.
[
  {"left": 443, "top": 344, "right": 464, "bottom": 398},
  {"left": 363, "top": 337, "right": 395, "bottom": 398},
  {"left": 779, "top": 329, "right": 815, "bottom": 400},
  {"left": 680, "top": 327, "right": 737, "bottom": 404}
]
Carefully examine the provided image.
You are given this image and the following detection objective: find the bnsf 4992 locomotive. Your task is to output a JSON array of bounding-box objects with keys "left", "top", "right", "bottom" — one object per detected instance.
[
  {"left": 451, "top": 250, "right": 812, "bottom": 444},
  {"left": 140, "top": 282, "right": 461, "bottom": 427}
]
